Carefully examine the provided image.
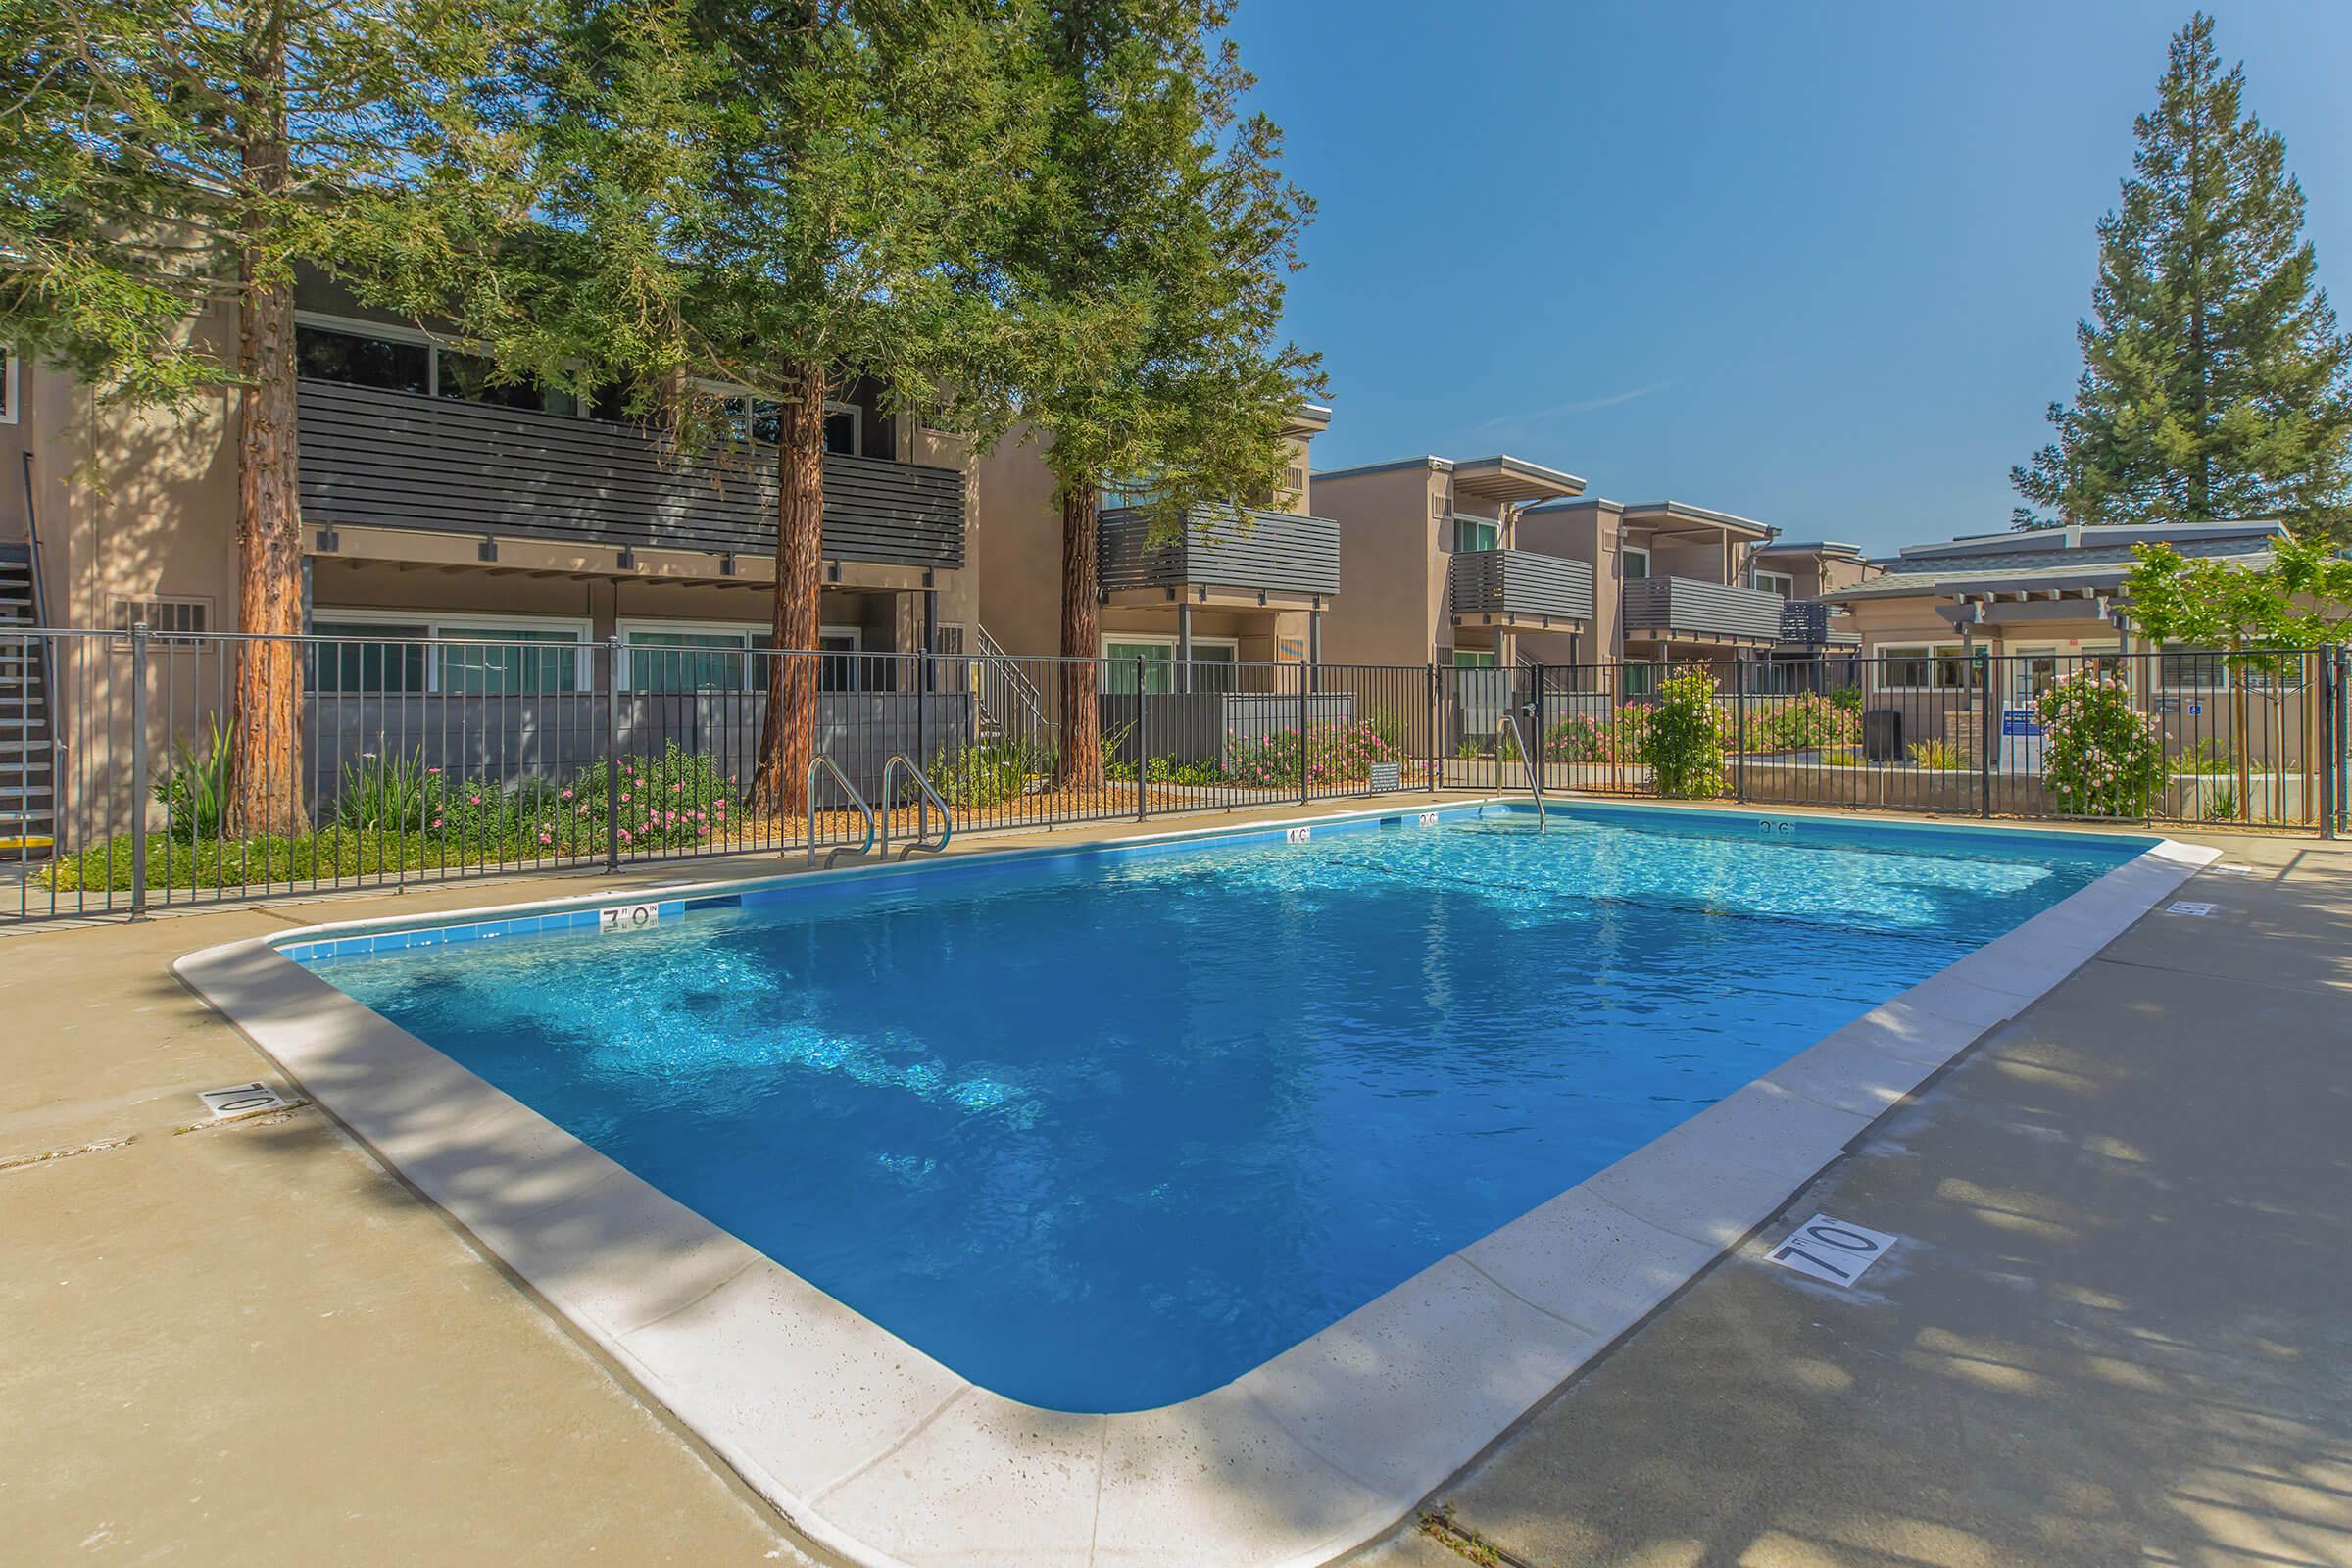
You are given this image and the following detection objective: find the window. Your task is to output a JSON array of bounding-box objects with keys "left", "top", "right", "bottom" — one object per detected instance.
[
  {"left": 2159, "top": 648, "right": 2229, "bottom": 689},
  {"left": 310, "top": 612, "right": 590, "bottom": 694},
  {"left": 297, "top": 323, "right": 429, "bottom": 396},
  {"left": 619, "top": 621, "right": 864, "bottom": 692},
  {"left": 1101, "top": 635, "right": 1239, "bottom": 694},
  {"left": 309, "top": 619, "right": 431, "bottom": 694},
  {"left": 1752, "top": 569, "right": 1795, "bottom": 598},
  {"left": 1622, "top": 662, "right": 1658, "bottom": 698},
  {"left": 437, "top": 350, "right": 580, "bottom": 416},
  {"left": 1876, "top": 642, "right": 1978, "bottom": 692},
  {"left": 823, "top": 400, "right": 860, "bottom": 456},
  {"left": 111, "top": 597, "right": 210, "bottom": 634},
  {"left": 1451, "top": 516, "right": 1499, "bottom": 554},
  {"left": 0, "top": 348, "right": 18, "bottom": 425},
  {"left": 1622, "top": 545, "right": 1650, "bottom": 580},
  {"left": 1449, "top": 649, "right": 1499, "bottom": 669},
  {"left": 298, "top": 317, "right": 589, "bottom": 416}
]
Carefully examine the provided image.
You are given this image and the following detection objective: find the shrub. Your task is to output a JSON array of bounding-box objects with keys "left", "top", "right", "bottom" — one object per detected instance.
[
  {"left": 1543, "top": 707, "right": 1650, "bottom": 764},
  {"left": 2037, "top": 669, "right": 2167, "bottom": 817},
  {"left": 334, "top": 747, "right": 446, "bottom": 834},
  {"left": 1224, "top": 720, "right": 1401, "bottom": 790},
  {"left": 1906, "top": 739, "right": 1963, "bottom": 771},
  {"left": 1642, "top": 667, "right": 1727, "bottom": 798},
  {"left": 927, "top": 738, "right": 1044, "bottom": 809},
  {"left": 1749, "top": 693, "right": 1859, "bottom": 753},
  {"left": 571, "top": 743, "right": 737, "bottom": 850},
  {"left": 154, "top": 715, "right": 235, "bottom": 842},
  {"left": 1827, "top": 685, "right": 1863, "bottom": 713},
  {"left": 2177, "top": 738, "right": 2236, "bottom": 775}
]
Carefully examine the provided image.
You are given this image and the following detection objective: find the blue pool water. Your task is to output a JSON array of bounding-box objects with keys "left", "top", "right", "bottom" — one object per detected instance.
[{"left": 301, "top": 806, "right": 2143, "bottom": 1412}]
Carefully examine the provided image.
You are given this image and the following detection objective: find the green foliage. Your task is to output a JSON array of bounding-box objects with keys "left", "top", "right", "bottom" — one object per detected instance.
[
  {"left": 2037, "top": 669, "right": 2169, "bottom": 817},
  {"left": 1749, "top": 693, "right": 1859, "bottom": 753},
  {"left": 1827, "top": 685, "right": 1864, "bottom": 713},
  {"left": 2123, "top": 530, "right": 2352, "bottom": 659},
  {"left": 1642, "top": 668, "right": 1728, "bottom": 798},
  {"left": 1224, "top": 722, "right": 1401, "bottom": 791},
  {"left": 154, "top": 716, "right": 236, "bottom": 842},
  {"left": 2177, "top": 738, "right": 2237, "bottom": 774},
  {"left": 2013, "top": 14, "right": 2352, "bottom": 533},
  {"left": 2206, "top": 781, "right": 2239, "bottom": 821},
  {"left": 1542, "top": 708, "right": 1651, "bottom": 764},
  {"left": 927, "top": 738, "right": 1046, "bottom": 810},
  {"left": 1906, "top": 739, "right": 1964, "bottom": 771},
  {"left": 334, "top": 749, "right": 446, "bottom": 834},
  {"left": 0, "top": 0, "right": 528, "bottom": 405}
]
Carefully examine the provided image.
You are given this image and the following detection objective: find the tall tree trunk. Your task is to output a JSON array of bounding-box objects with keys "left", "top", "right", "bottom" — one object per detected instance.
[
  {"left": 1055, "top": 484, "right": 1102, "bottom": 789},
  {"left": 227, "top": 3, "right": 306, "bottom": 837},
  {"left": 751, "top": 358, "right": 828, "bottom": 815}
]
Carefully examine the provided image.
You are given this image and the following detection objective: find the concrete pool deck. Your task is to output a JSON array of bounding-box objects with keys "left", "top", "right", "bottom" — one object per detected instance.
[{"left": 4, "top": 797, "right": 2346, "bottom": 1566}]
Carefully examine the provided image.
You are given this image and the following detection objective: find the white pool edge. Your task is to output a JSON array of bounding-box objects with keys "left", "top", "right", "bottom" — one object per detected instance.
[{"left": 172, "top": 804, "right": 2218, "bottom": 1568}]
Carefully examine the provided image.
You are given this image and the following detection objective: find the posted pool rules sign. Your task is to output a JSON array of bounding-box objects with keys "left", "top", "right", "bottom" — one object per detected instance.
[{"left": 1767, "top": 1213, "right": 1899, "bottom": 1287}]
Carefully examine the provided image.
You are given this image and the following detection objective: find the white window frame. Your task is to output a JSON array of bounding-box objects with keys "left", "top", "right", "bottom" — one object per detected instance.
[
  {"left": 312, "top": 609, "right": 594, "bottom": 692},
  {"left": 2156, "top": 645, "right": 2232, "bottom": 693},
  {"left": 616, "top": 618, "right": 861, "bottom": 690},
  {"left": 0, "top": 348, "right": 19, "bottom": 425},
  {"left": 1099, "top": 632, "right": 1241, "bottom": 693},
  {"left": 297, "top": 312, "right": 591, "bottom": 418},
  {"left": 1752, "top": 568, "right": 1795, "bottom": 598},
  {"left": 1621, "top": 545, "right": 1650, "bottom": 580},
  {"left": 1872, "top": 641, "right": 1976, "bottom": 693},
  {"left": 1450, "top": 515, "right": 1499, "bottom": 555}
]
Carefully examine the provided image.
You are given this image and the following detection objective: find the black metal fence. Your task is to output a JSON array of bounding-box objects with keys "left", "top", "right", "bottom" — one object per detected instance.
[{"left": 3, "top": 629, "right": 2347, "bottom": 926}]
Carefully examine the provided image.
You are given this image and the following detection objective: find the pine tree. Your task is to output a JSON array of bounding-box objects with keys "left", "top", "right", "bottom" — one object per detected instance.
[
  {"left": 2013, "top": 12, "right": 2352, "bottom": 537},
  {"left": 984, "top": 0, "right": 1320, "bottom": 788},
  {"left": 0, "top": 0, "right": 527, "bottom": 831}
]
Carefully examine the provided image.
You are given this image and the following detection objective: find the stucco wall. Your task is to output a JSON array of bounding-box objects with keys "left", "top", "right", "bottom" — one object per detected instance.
[{"left": 1312, "top": 465, "right": 1440, "bottom": 667}]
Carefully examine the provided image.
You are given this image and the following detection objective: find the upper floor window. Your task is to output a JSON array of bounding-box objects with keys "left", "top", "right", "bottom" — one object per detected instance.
[
  {"left": 1622, "top": 545, "right": 1650, "bottom": 580},
  {"left": 297, "top": 318, "right": 587, "bottom": 417},
  {"left": 1451, "top": 516, "right": 1499, "bottom": 553},
  {"left": 707, "top": 381, "right": 892, "bottom": 458},
  {"left": 1, "top": 349, "right": 19, "bottom": 425},
  {"left": 1752, "top": 569, "right": 1795, "bottom": 598}
]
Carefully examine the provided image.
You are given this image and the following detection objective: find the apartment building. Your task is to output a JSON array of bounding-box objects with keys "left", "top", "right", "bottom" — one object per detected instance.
[
  {"left": 1309, "top": 454, "right": 1592, "bottom": 671},
  {"left": 972, "top": 405, "right": 1336, "bottom": 691},
  {"left": 1, "top": 274, "right": 984, "bottom": 841}
]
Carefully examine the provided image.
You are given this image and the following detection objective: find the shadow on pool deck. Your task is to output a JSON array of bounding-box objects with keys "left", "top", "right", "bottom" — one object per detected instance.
[
  {"left": 6, "top": 818, "right": 2349, "bottom": 1566},
  {"left": 1361, "top": 840, "right": 2352, "bottom": 1568}
]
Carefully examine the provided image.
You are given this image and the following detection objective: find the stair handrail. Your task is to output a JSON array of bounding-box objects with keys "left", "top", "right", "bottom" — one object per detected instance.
[
  {"left": 970, "top": 622, "right": 1052, "bottom": 737},
  {"left": 879, "top": 752, "right": 955, "bottom": 859},
  {"left": 1498, "top": 708, "right": 1546, "bottom": 833},
  {"left": 17, "top": 454, "right": 59, "bottom": 763},
  {"left": 805, "top": 754, "right": 876, "bottom": 868}
]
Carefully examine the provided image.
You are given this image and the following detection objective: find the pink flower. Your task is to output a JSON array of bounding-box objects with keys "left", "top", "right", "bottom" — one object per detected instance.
[
  {"left": 619, "top": 828, "right": 633, "bottom": 843},
  {"left": 538, "top": 831, "right": 552, "bottom": 845},
  {"left": 619, "top": 793, "right": 631, "bottom": 803},
  {"left": 427, "top": 766, "right": 441, "bottom": 775},
  {"left": 468, "top": 793, "right": 481, "bottom": 805},
  {"left": 561, "top": 788, "right": 573, "bottom": 801},
  {"left": 430, "top": 816, "right": 443, "bottom": 829}
]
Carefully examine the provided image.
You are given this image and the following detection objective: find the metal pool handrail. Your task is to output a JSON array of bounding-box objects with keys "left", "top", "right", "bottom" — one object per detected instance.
[
  {"left": 806, "top": 755, "right": 877, "bottom": 868},
  {"left": 1498, "top": 710, "right": 1546, "bottom": 833},
  {"left": 879, "top": 753, "right": 955, "bottom": 860}
]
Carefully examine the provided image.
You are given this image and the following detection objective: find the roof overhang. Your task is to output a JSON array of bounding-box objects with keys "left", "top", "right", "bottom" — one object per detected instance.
[
  {"left": 1618, "top": 500, "right": 1775, "bottom": 542},
  {"left": 1447, "top": 456, "right": 1588, "bottom": 507}
]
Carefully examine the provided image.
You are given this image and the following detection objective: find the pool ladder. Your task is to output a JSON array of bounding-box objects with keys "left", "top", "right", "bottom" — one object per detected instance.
[
  {"left": 1498, "top": 709, "right": 1546, "bottom": 833},
  {"left": 880, "top": 754, "right": 956, "bottom": 859},
  {"left": 805, "top": 754, "right": 876, "bottom": 868}
]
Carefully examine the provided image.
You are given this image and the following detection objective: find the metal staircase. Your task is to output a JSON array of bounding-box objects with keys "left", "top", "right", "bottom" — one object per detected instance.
[
  {"left": 967, "top": 623, "right": 1051, "bottom": 741},
  {"left": 0, "top": 543, "right": 54, "bottom": 858}
]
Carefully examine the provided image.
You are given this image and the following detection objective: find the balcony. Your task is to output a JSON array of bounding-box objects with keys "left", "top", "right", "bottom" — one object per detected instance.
[
  {"left": 1098, "top": 504, "right": 1340, "bottom": 602},
  {"left": 297, "top": 377, "right": 965, "bottom": 571},
  {"left": 1446, "top": 548, "right": 1593, "bottom": 627},
  {"left": 1620, "top": 576, "right": 1786, "bottom": 645},
  {"left": 1779, "top": 599, "right": 1861, "bottom": 647}
]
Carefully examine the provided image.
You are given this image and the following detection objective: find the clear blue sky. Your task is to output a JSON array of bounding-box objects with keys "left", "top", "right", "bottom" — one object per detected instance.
[{"left": 1228, "top": 1, "right": 2352, "bottom": 555}]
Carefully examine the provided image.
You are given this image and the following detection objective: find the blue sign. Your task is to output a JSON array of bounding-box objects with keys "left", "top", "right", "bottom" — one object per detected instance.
[{"left": 2001, "top": 710, "right": 2042, "bottom": 737}]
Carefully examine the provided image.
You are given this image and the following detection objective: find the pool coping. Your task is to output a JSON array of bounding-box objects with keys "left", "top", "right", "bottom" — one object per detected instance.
[{"left": 172, "top": 800, "right": 2218, "bottom": 1568}]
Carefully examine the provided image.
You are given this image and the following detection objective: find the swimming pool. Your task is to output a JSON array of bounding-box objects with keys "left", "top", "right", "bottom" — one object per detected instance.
[{"left": 292, "top": 802, "right": 2145, "bottom": 1414}]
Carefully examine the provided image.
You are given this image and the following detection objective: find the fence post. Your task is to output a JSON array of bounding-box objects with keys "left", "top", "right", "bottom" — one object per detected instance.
[
  {"left": 1298, "top": 657, "right": 1310, "bottom": 806},
  {"left": 1135, "top": 655, "right": 1148, "bottom": 822},
  {"left": 1977, "top": 647, "right": 1995, "bottom": 819},
  {"left": 1733, "top": 659, "right": 1748, "bottom": 804},
  {"left": 2323, "top": 645, "right": 2340, "bottom": 841},
  {"left": 1427, "top": 663, "right": 1440, "bottom": 793},
  {"left": 128, "top": 622, "right": 150, "bottom": 917},
  {"left": 1531, "top": 662, "right": 1546, "bottom": 801},
  {"left": 604, "top": 637, "right": 621, "bottom": 871}
]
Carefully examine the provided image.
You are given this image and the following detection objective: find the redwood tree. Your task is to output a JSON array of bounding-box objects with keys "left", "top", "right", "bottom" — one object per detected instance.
[
  {"left": 504, "top": 0, "right": 1034, "bottom": 812},
  {"left": 991, "top": 0, "right": 1319, "bottom": 788},
  {"left": 0, "top": 0, "right": 526, "bottom": 833}
]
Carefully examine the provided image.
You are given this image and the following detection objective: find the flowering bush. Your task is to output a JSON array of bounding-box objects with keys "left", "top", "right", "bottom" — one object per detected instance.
[
  {"left": 1748, "top": 692, "right": 1859, "bottom": 753},
  {"left": 2036, "top": 670, "right": 2167, "bottom": 817},
  {"left": 1542, "top": 707, "right": 1651, "bottom": 764},
  {"left": 1224, "top": 720, "right": 1402, "bottom": 789},
  {"left": 1642, "top": 667, "right": 1728, "bottom": 798},
  {"left": 567, "top": 743, "right": 737, "bottom": 850}
]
